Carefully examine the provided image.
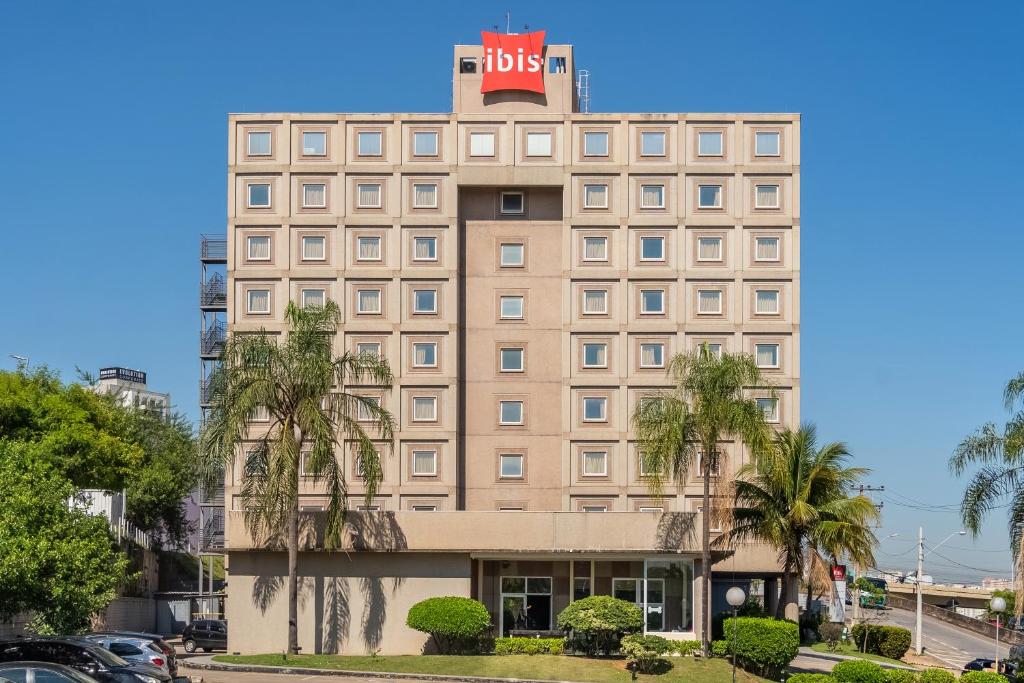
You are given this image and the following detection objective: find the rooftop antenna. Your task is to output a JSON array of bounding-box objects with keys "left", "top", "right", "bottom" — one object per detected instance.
[
  {"left": 505, "top": 11, "right": 510, "bottom": 34},
  {"left": 576, "top": 69, "right": 591, "bottom": 113}
]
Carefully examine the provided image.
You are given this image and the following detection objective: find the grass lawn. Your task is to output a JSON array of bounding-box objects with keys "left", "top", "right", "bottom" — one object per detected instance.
[
  {"left": 213, "top": 653, "right": 769, "bottom": 682},
  {"left": 809, "top": 642, "right": 908, "bottom": 667}
]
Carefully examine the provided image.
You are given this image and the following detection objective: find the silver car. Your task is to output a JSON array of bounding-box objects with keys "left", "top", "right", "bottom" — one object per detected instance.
[
  {"left": 77, "top": 637, "right": 170, "bottom": 676},
  {"left": 0, "top": 661, "right": 100, "bottom": 683}
]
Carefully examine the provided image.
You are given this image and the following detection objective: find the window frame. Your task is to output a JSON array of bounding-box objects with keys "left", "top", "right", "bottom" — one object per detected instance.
[
  {"left": 639, "top": 342, "right": 666, "bottom": 369},
  {"left": 246, "top": 235, "right": 271, "bottom": 262},
  {"left": 697, "top": 288, "right": 724, "bottom": 315},
  {"left": 357, "top": 130, "right": 384, "bottom": 157},
  {"left": 581, "top": 450, "right": 609, "bottom": 477},
  {"left": 696, "top": 236, "right": 724, "bottom": 263},
  {"left": 499, "top": 242, "right": 525, "bottom": 267},
  {"left": 697, "top": 130, "right": 724, "bottom": 157},
  {"left": 757, "top": 397, "right": 780, "bottom": 423},
  {"left": 582, "top": 183, "right": 609, "bottom": 209},
  {"left": 412, "top": 235, "right": 438, "bottom": 262},
  {"left": 754, "top": 236, "right": 781, "bottom": 262},
  {"left": 582, "top": 288, "right": 609, "bottom": 315},
  {"left": 355, "top": 235, "right": 382, "bottom": 262},
  {"left": 639, "top": 288, "right": 666, "bottom": 315},
  {"left": 247, "top": 130, "right": 273, "bottom": 157},
  {"left": 697, "top": 184, "right": 723, "bottom": 209},
  {"left": 755, "top": 131, "right": 781, "bottom": 157},
  {"left": 246, "top": 288, "right": 271, "bottom": 315},
  {"left": 582, "top": 341, "right": 608, "bottom": 369},
  {"left": 499, "top": 347, "right": 525, "bottom": 373},
  {"left": 499, "top": 295, "right": 525, "bottom": 320},
  {"left": 355, "top": 182, "right": 383, "bottom": 209},
  {"left": 639, "top": 130, "right": 666, "bottom": 157},
  {"left": 754, "top": 184, "right": 781, "bottom": 209},
  {"left": 639, "top": 235, "right": 665, "bottom": 262},
  {"left": 411, "top": 449, "right": 438, "bottom": 477},
  {"left": 411, "top": 341, "right": 438, "bottom": 369},
  {"left": 301, "top": 182, "right": 327, "bottom": 209},
  {"left": 301, "top": 130, "right": 327, "bottom": 157},
  {"left": 412, "top": 288, "right": 438, "bottom": 315},
  {"left": 755, "top": 289, "right": 781, "bottom": 315},
  {"left": 639, "top": 184, "right": 666, "bottom": 209},
  {"left": 583, "top": 130, "right": 610, "bottom": 157},
  {"left": 469, "top": 131, "right": 496, "bottom": 158},
  {"left": 581, "top": 235, "right": 609, "bottom": 262},
  {"left": 299, "top": 287, "right": 326, "bottom": 309},
  {"left": 246, "top": 182, "right": 272, "bottom": 209},
  {"left": 355, "top": 288, "right": 383, "bottom": 315},
  {"left": 500, "top": 191, "right": 525, "bottom": 215},
  {"left": 300, "top": 235, "right": 326, "bottom": 262},
  {"left": 499, "top": 452, "right": 525, "bottom": 479},
  {"left": 582, "top": 396, "right": 608, "bottom": 423},
  {"left": 411, "top": 396, "right": 438, "bottom": 423},
  {"left": 755, "top": 343, "right": 781, "bottom": 369},
  {"left": 412, "top": 182, "right": 439, "bottom": 209},
  {"left": 499, "top": 400, "right": 524, "bottom": 426},
  {"left": 525, "top": 130, "right": 553, "bottom": 157},
  {"left": 412, "top": 130, "right": 439, "bottom": 158}
]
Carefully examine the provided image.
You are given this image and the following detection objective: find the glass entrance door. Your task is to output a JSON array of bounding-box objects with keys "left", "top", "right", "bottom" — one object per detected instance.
[
  {"left": 613, "top": 577, "right": 665, "bottom": 631},
  {"left": 500, "top": 576, "right": 552, "bottom": 635}
]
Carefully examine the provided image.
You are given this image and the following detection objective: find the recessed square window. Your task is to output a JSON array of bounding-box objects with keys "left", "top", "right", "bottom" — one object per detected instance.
[
  {"left": 640, "top": 131, "right": 665, "bottom": 156},
  {"left": 413, "top": 183, "right": 438, "bottom": 209},
  {"left": 757, "top": 397, "right": 780, "bottom": 423},
  {"left": 640, "top": 184, "right": 665, "bottom": 209},
  {"left": 459, "top": 57, "right": 477, "bottom": 74},
  {"left": 302, "top": 131, "right": 327, "bottom": 156},
  {"left": 412, "top": 342, "right": 437, "bottom": 368},
  {"left": 357, "top": 235, "right": 381, "bottom": 261},
  {"left": 355, "top": 396, "right": 380, "bottom": 421},
  {"left": 499, "top": 243, "right": 525, "bottom": 267},
  {"left": 698, "top": 131, "right": 723, "bottom": 156},
  {"left": 755, "top": 289, "right": 780, "bottom": 315},
  {"left": 247, "top": 289, "right": 270, "bottom": 314},
  {"left": 412, "top": 396, "right": 437, "bottom": 422},
  {"left": 755, "top": 184, "right": 780, "bottom": 209},
  {"left": 582, "top": 450, "right": 608, "bottom": 476},
  {"left": 583, "top": 184, "right": 608, "bottom": 208},
  {"left": 413, "top": 289, "right": 437, "bottom": 314},
  {"left": 755, "top": 236, "right": 780, "bottom": 262},
  {"left": 500, "top": 191, "right": 524, "bottom": 215},
  {"left": 755, "top": 131, "right": 780, "bottom": 156},
  {"left": 358, "top": 131, "right": 383, "bottom": 156},
  {"left": 699, "top": 342, "right": 723, "bottom": 359},
  {"left": 499, "top": 400, "right": 524, "bottom": 425},
  {"left": 755, "top": 343, "right": 780, "bottom": 368},
  {"left": 583, "top": 289, "right": 608, "bottom": 315},
  {"left": 584, "top": 131, "right": 609, "bottom": 156},
  {"left": 412, "top": 450, "right": 437, "bottom": 476},
  {"left": 356, "top": 342, "right": 381, "bottom": 358},
  {"left": 302, "top": 183, "right": 326, "bottom": 208},
  {"left": 698, "top": 184, "right": 722, "bottom": 209},
  {"left": 499, "top": 347, "right": 524, "bottom": 372},
  {"left": 301, "top": 235, "right": 325, "bottom": 261},
  {"left": 356, "top": 289, "right": 382, "bottom": 314},
  {"left": 640, "top": 289, "right": 665, "bottom": 314},
  {"left": 247, "top": 235, "right": 271, "bottom": 261},
  {"left": 356, "top": 183, "right": 382, "bottom": 208},
  {"left": 582, "top": 236, "right": 608, "bottom": 262},
  {"left": 640, "top": 236, "right": 665, "bottom": 261},
  {"left": 499, "top": 453, "right": 524, "bottom": 478},
  {"left": 697, "top": 236, "right": 723, "bottom": 262},
  {"left": 639, "top": 343, "right": 664, "bottom": 368},
  {"left": 247, "top": 131, "right": 272, "bottom": 156},
  {"left": 249, "top": 405, "right": 270, "bottom": 422},
  {"left": 413, "top": 236, "right": 438, "bottom": 261},
  {"left": 470, "top": 131, "right": 495, "bottom": 157},
  {"left": 582, "top": 505, "right": 608, "bottom": 512},
  {"left": 413, "top": 131, "right": 438, "bottom": 157},
  {"left": 697, "top": 289, "right": 723, "bottom": 315},
  {"left": 247, "top": 183, "right": 271, "bottom": 208},
  {"left": 499, "top": 295, "right": 524, "bottom": 319},
  {"left": 526, "top": 131, "right": 552, "bottom": 157},
  {"left": 582, "top": 342, "right": 607, "bottom": 368},
  {"left": 582, "top": 396, "right": 607, "bottom": 422},
  {"left": 300, "top": 288, "right": 325, "bottom": 309}
]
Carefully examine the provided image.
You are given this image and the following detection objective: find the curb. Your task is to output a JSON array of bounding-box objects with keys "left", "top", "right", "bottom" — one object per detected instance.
[
  {"left": 181, "top": 660, "right": 583, "bottom": 683},
  {"left": 797, "top": 647, "right": 918, "bottom": 671}
]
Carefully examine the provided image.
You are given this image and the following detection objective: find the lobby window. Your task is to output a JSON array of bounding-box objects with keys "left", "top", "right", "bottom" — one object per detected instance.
[
  {"left": 499, "top": 242, "right": 525, "bottom": 267},
  {"left": 500, "top": 191, "right": 524, "bottom": 215},
  {"left": 413, "top": 289, "right": 437, "bottom": 314},
  {"left": 697, "top": 184, "right": 722, "bottom": 209},
  {"left": 582, "top": 236, "right": 608, "bottom": 262},
  {"left": 356, "top": 183, "right": 382, "bottom": 208},
  {"left": 582, "top": 396, "right": 608, "bottom": 422},
  {"left": 640, "top": 342, "right": 665, "bottom": 368},
  {"left": 526, "top": 131, "right": 552, "bottom": 157},
  {"left": 640, "top": 236, "right": 665, "bottom": 261},
  {"left": 247, "top": 183, "right": 271, "bottom": 208},
  {"left": 755, "top": 289, "right": 780, "bottom": 315},
  {"left": 582, "top": 342, "right": 607, "bottom": 368},
  {"left": 499, "top": 347, "right": 524, "bottom": 373},
  {"left": 413, "top": 131, "right": 438, "bottom": 157},
  {"left": 300, "top": 288, "right": 325, "bottom": 309},
  {"left": 412, "top": 396, "right": 437, "bottom": 422},
  {"left": 301, "top": 236, "right": 325, "bottom": 261},
  {"left": 499, "top": 400, "right": 524, "bottom": 425},
  {"left": 756, "top": 343, "right": 780, "bottom": 369},
  {"left": 470, "top": 131, "right": 495, "bottom": 157},
  {"left": 697, "top": 131, "right": 723, "bottom": 156},
  {"left": 411, "top": 450, "right": 437, "bottom": 477},
  {"left": 583, "top": 289, "right": 608, "bottom": 315},
  {"left": 582, "top": 450, "right": 608, "bottom": 477},
  {"left": 697, "top": 236, "right": 723, "bottom": 262},
  {"left": 583, "top": 184, "right": 608, "bottom": 208},
  {"left": 356, "top": 289, "right": 382, "bottom": 314},
  {"left": 697, "top": 289, "right": 723, "bottom": 315},
  {"left": 302, "top": 131, "right": 327, "bottom": 156},
  {"left": 302, "top": 183, "right": 326, "bottom": 208},
  {"left": 413, "top": 236, "right": 438, "bottom": 261},
  {"left": 247, "top": 289, "right": 270, "bottom": 314},
  {"left": 356, "top": 396, "right": 380, "bottom": 421},
  {"left": 356, "top": 342, "right": 381, "bottom": 358},
  {"left": 357, "top": 130, "right": 383, "bottom": 156},
  {"left": 755, "top": 184, "right": 780, "bottom": 209},
  {"left": 757, "top": 397, "right": 780, "bottom": 423},
  {"left": 357, "top": 235, "right": 381, "bottom": 261},
  {"left": 247, "top": 235, "right": 271, "bottom": 261},
  {"left": 247, "top": 131, "right": 272, "bottom": 156},
  {"left": 640, "top": 131, "right": 665, "bottom": 156},
  {"left": 412, "top": 342, "right": 437, "bottom": 368},
  {"left": 755, "top": 236, "right": 780, "bottom": 262},
  {"left": 499, "top": 295, "right": 524, "bottom": 320},
  {"left": 583, "top": 131, "right": 609, "bottom": 156},
  {"left": 499, "top": 453, "right": 524, "bottom": 478},
  {"left": 413, "top": 183, "right": 438, "bottom": 209},
  {"left": 640, "top": 289, "right": 665, "bottom": 314},
  {"left": 755, "top": 131, "right": 781, "bottom": 156},
  {"left": 640, "top": 184, "right": 665, "bottom": 209}
]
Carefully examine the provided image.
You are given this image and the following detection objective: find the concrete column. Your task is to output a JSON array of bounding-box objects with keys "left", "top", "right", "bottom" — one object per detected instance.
[{"left": 764, "top": 577, "right": 779, "bottom": 616}]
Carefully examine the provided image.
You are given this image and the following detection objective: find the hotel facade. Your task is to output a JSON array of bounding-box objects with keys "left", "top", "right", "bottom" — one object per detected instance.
[{"left": 222, "top": 37, "right": 800, "bottom": 654}]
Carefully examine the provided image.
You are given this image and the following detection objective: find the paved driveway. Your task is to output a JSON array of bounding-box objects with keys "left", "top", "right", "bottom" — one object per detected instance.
[{"left": 872, "top": 606, "right": 1007, "bottom": 669}]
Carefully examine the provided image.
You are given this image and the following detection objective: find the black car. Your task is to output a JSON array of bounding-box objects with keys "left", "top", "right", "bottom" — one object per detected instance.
[
  {"left": 963, "top": 658, "right": 996, "bottom": 672},
  {"left": 0, "top": 639, "right": 170, "bottom": 683},
  {"left": 181, "top": 620, "right": 226, "bottom": 654},
  {"left": 0, "top": 661, "right": 101, "bottom": 683}
]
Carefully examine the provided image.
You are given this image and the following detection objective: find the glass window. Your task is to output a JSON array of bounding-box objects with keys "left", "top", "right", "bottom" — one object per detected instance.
[
  {"left": 301, "top": 183, "right": 326, "bottom": 208},
  {"left": 356, "top": 342, "right": 381, "bottom": 358},
  {"left": 755, "top": 184, "right": 780, "bottom": 208},
  {"left": 247, "top": 235, "right": 271, "bottom": 260},
  {"left": 755, "top": 236, "right": 780, "bottom": 261},
  {"left": 641, "top": 289, "right": 665, "bottom": 314},
  {"left": 582, "top": 397, "right": 607, "bottom": 422},
  {"left": 640, "top": 184, "right": 665, "bottom": 208},
  {"left": 357, "top": 289, "right": 381, "bottom": 313},
  {"left": 356, "top": 183, "right": 382, "bottom": 208},
  {"left": 583, "top": 236, "right": 608, "bottom": 261},
  {"left": 247, "top": 131, "right": 272, "bottom": 156},
  {"left": 640, "top": 236, "right": 664, "bottom": 261},
  {"left": 301, "top": 235, "right": 325, "bottom": 260},
  {"left": 358, "top": 131, "right": 382, "bottom": 156},
  {"left": 413, "top": 131, "right": 438, "bottom": 156},
  {"left": 755, "top": 131, "right": 780, "bottom": 156},
  {"left": 499, "top": 453, "right": 523, "bottom": 478},
  {"left": 756, "top": 289, "right": 780, "bottom": 314},
  {"left": 756, "top": 343, "right": 780, "bottom": 368},
  {"left": 500, "top": 348, "right": 524, "bottom": 372},
  {"left": 247, "top": 289, "right": 270, "bottom": 314},
  {"left": 357, "top": 235, "right": 381, "bottom": 261},
  {"left": 582, "top": 450, "right": 608, "bottom": 476},
  {"left": 698, "top": 184, "right": 722, "bottom": 208},
  {"left": 499, "top": 296, "right": 524, "bottom": 319},
  {"left": 697, "top": 289, "right": 722, "bottom": 314},
  {"left": 413, "top": 183, "right": 438, "bottom": 208},
  {"left": 470, "top": 131, "right": 495, "bottom": 157},
  {"left": 356, "top": 396, "right": 380, "bottom": 421},
  {"left": 697, "top": 236, "right": 722, "bottom": 261},
  {"left": 583, "top": 184, "right": 608, "bottom": 208},
  {"left": 247, "top": 183, "right": 271, "bottom": 208},
  {"left": 584, "top": 131, "right": 609, "bottom": 156},
  {"left": 582, "top": 342, "right": 607, "bottom": 368},
  {"left": 412, "top": 450, "right": 436, "bottom": 476},
  {"left": 300, "top": 288, "right": 325, "bottom": 309},
  {"left": 412, "top": 396, "right": 437, "bottom": 421},
  {"left": 500, "top": 192, "right": 524, "bottom": 214},
  {"left": 526, "top": 131, "right": 552, "bottom": 157},
  {"left": 698, "top": 131, "right": 723, "bottom": 156},
  {"left": 412, "top": 342, "right": 437, "bottom": 367},
  {"left": 640, "top": 131, "right": 665, "bottom": 156},
  {"left": 412, "top": 505, "right": 437, "bottom": 511},
  {"left": 582, "top": 505, "right": 607, "bottom": 512},
  {"left": 499, "top": 400, "right": 523, "bottom": 425},
  {"left": 500, "top": 243, "right": 524, "bottom": 267},
  {"left": 413, "top": 289, "right": 437, "bottom": 313},
  {"left": 700, "top": 342, "right": 723, "bottom": 359},
  {"left": 640, "top": 343, "right": 664, "bottom": 368},
  {"left": 757, "top": 397, "right": 780, "bottom": 422},
  {"left": 583, "top": 289, "right": 607, "bottom": 314},
  {"left": 413, "top": 236, "right": 437, "bottom": 261},
  {"left": 302, "top": 131, "right": 327, "bottom": 156}
]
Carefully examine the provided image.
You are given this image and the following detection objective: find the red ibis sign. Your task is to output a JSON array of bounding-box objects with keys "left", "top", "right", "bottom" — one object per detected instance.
[
  {"left": 831, "top": 565, "right": 847, "bottom": 581},
  {"left": 480, "top": 30, "right": 546, "bottom": 94}
]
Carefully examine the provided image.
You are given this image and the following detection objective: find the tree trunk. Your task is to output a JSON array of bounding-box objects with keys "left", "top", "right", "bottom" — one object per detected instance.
[
  {"left": 776, "top": 556, "right": 791, "bottom": 620},
  {"left": 287, "top": 502, "right": 299, "bottom": 654},
  {"left": 701, "top": 457, "right": 711, "bottom": 654}
]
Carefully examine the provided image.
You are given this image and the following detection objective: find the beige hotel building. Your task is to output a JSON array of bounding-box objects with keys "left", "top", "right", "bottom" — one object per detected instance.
[{"left": 223, "top": 39, "right": 800, "bottom": 654}]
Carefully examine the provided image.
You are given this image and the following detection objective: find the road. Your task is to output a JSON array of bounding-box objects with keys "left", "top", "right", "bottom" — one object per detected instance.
[{"left": 873, "top": 606, "right": 1009, "bottom": 669}]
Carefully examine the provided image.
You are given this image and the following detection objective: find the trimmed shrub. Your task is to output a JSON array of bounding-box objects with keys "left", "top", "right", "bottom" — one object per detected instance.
[
  {"left": 621, "top": 634, "right": 672, "bottom": 674},
  {"left": 832, "top": 660, "right": 887, "bottom": 683},
  {"left": 673, "top": 639, "right": 702, "bottom": 656},
  {"left": 959, "top": 673, "right": 1008, "bottom": 683},
  {"left": 492, "top": 637, "right": 564, "bottom": 655},
  {"left": 788, "top": 675, "right": 836, "bottom": 683},
  {"left": 883, "top": 669, "right": 917, "bottom": 683},
  {"left": 819, "top": 622, "right": 844, "bottom": 652},
  {"left": 556, "top": 595, "right": 643, "bottom": 655},
  {"left": 406, "top": 596, "right": 491, "bottom": 654},
  {"left": 712, "top": 596, "right": 765, "bottom": 639},
  {"left": 723, "top": 617, "right": 800, "bottom": 679},
  {"left": 917, "top": 671, "right": 955, "bottom": 683},
  {"left": 711, "top": 639, "right": 730, "bottom": 657},
  {"left": 878, "top": 627, "right": 912, "bottom": 660}
]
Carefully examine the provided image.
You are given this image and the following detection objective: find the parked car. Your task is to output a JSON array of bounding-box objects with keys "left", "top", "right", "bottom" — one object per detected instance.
[
  {"left": 0, "top": 639, "right": 171, "bottom": 683},
  {"left": 181, "top": 620, "right": 226, "bottom": 654},
  {"left": 77, "top": 636, "right": 173, "bottom": 677},
  {"left": 0, "top": 661, "right": 101, "bottom": 683},
  {"left": 87, "top": 634, "right": 173, "bottom": 662},
  {"left": 964, "top": 658, "right": 996, "bottom": 672}
]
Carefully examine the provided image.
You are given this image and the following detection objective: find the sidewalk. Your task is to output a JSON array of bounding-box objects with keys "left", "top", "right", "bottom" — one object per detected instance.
[{"left": 796, "top": 647, "right": 919, "bottom": 671}]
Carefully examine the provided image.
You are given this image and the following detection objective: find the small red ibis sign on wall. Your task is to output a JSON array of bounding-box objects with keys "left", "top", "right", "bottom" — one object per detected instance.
[
  {"left": 480, "top": 30, "right": 546, "bottom": 94},
  {"left": 831, "top": 565, "right": 847, "bottom": 581}
]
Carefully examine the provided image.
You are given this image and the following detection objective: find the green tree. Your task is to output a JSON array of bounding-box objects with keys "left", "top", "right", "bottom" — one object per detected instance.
[
  {"left": 631, "top": 345, "right": 775, "bottom": 651},
  {"left": 199, "top": 300, "right": 395, "bottom": 654},
  {"left": 0, "top": 442, "right": 130, "bottom": 633},
  {"left": 988, "top": 589, "right": 1016, "bottom": 620},
  {"left": 726, "top": 425, "right": 879, "bottom": 619}
]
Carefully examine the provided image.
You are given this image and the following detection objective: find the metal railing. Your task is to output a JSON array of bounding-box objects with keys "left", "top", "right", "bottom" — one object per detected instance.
[
  {"left": 200, "top": 235, "right": 227, "bottom": 261},
  {"left": 201, "top": 508, "right": 225, "bottom": 550},
  {"left": 200, "top": 275, "right": 227, "bottom": 308},
  {"left": 200, "top": 322, "right": 226, "bottom": 357}
]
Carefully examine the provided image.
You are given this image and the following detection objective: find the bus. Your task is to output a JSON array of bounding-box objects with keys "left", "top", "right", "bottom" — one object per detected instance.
[{"left": 858, "top": 577, "right": 888, "bottom": 609}]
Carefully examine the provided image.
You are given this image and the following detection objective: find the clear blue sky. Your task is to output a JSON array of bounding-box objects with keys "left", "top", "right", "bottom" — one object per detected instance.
[{"left": 2, "top": 0, "right": 1021, "bottom": 581}]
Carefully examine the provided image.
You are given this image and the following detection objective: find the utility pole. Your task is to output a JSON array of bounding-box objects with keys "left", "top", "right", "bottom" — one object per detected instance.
[
  {"left": 854, "top": 485, "right": 885, "bottom": 625},
  {"left": 916, "top": 526, "right": 924, "bottom": 655}
]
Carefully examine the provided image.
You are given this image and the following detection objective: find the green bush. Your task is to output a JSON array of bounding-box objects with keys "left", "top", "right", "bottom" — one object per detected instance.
[
  {"left": 831, "top": 659, "right": 887, "bottom": 683},
  {"left": 621, "top": 634, "right": 672, "bottom": 674},
  {"left": 672, "top": 639, "right": 702, "bottom": 656},
  {"left": 884, "top": 669, "right": 917, "bottom": 683},
  {"left": 851, "top": 623, "right": 883, "bottom": 654},
  {"left": 788, "top": 675, "right": 836, "bottom": 683},
  {"left": 917, "top": 670, "right": 955, "bottom": 683},
  {"left": 959, "top": 673, "right": 1008, "bottom": 683},
  {"left": 556, "top": 595, "right": 643, "bottom": 655},
  {"left": 819, "top": 622, "right": 844, "bottom": 652},
  {"left": 878, "top": 627, "right": 912, "bottom": 660},
  {"left": 406, "top": 596, "right": 491, "bottom": 654},
  {"left": 711, "top": 639, "right": 730, "bottom": 657},
  {"left": 712, "top": 596, "right": 765, "bottom": 639},
  {"left": 723, "top": 617, "right": 800, "bottom": 679},
  {"left": 492, "top": 637, "right": 564, "bottom": 655}
]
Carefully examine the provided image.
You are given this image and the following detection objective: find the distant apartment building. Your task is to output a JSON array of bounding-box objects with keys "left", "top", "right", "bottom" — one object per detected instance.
[
  {"left": 222, "top": 34, "right": 800, "bottom": 653},
  {"left": 95, "top": 367, "right": 170, "bottom": 418}
]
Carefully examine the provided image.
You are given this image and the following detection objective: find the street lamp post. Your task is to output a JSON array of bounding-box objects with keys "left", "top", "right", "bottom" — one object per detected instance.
[
  {"left": 726, "top": 586, "right": 746, "bottom": 683},
  {"left": 915, "top": 528, "right": 967, "bottom": 656},
  {"left": 993, "top": 596, "right": 1007, "bottom": 672}
]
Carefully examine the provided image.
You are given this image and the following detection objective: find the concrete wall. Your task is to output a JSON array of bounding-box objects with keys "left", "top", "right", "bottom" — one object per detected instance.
[
  {"left": 887, "top": 594, "right": 1024, "bottom": 645},
  {"left": 0, "top": 597, "right": 156, "bottom": 637}
]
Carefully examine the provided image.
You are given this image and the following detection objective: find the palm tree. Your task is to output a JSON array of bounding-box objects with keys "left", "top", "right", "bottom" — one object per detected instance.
[
  {"left": 631, "top": 345, "right": 776, "bottom": 651},
  {"left": 725, "top": 424, "right": 879, "bottom": 619},
  {"left": 199, "top": 300, "right": 395, "bottom": 654},
  {"left": 950, "top": 370, "right": 1024, "bottom": 608}
]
